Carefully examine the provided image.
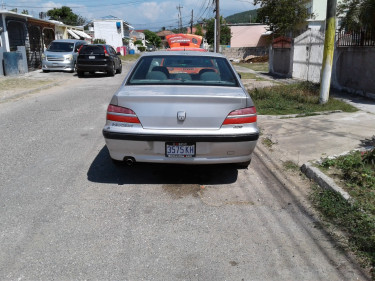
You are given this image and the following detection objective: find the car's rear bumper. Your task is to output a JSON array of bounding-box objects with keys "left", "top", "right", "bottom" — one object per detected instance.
[
  {"left": 76, "top": 64, "right": 111, "bottom": 72},
  {"left": 103, "top": 130, "right": 259, "bottom": 164}
]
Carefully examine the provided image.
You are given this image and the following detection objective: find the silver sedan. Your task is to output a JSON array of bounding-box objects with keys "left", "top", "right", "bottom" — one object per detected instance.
[{"left": 103, "top": 51, "right": 259, "bottom": 167}]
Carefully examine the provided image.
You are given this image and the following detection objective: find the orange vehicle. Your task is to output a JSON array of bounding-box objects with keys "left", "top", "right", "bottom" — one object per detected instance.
[
  {"left": 162, "top": 34, "right": 215, "bottom": 76},
  {"left": 166, "top": 34, "right": 207, "bottom": 52}
]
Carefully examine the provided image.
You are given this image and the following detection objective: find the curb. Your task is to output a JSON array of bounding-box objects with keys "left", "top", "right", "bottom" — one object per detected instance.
[{"left": 301, "top": 162, "right": 353, "bottom": 202}]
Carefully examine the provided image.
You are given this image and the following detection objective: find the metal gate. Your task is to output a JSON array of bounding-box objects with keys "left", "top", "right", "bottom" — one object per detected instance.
[{"left": 27, "top": 24, "right": 42, "bottom": 70}]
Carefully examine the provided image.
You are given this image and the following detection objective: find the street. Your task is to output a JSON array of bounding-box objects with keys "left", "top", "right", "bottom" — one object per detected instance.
[{"left": 0, "top": 64, "right": 369, "bottom": 280}]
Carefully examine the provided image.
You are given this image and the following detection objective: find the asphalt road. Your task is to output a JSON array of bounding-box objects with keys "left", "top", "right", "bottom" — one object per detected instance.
[{"left": 0, "top": 64, "right": 369, "bottom": 280}]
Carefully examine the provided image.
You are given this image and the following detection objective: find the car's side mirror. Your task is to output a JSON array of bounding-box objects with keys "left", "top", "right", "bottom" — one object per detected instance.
[{"left": 116, "top": 52, "right": 121, "bottom": 56}]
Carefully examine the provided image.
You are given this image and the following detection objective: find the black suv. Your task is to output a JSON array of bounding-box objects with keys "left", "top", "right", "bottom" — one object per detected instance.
[{"left": 76, "top": 44, "right": 122, "bottom": 77}]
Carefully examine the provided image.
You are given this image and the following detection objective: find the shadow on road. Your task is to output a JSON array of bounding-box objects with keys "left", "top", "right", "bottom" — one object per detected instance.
[{"left": 87, "top": 146, "right": 239, "bottom": 185}]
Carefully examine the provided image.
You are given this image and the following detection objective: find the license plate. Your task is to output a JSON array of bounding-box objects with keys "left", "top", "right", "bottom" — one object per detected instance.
[
  {"left": 165, "top": 142, "right": 195, "bottom": 158},
  {"left": 89, "top": 56, "right": 95, "bottom": 59}
]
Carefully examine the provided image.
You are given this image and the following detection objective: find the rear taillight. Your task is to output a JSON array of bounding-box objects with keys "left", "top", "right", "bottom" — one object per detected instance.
[
  {"left": 78, "top": 45, "right": 84, "bottom": 54},
  {"left": 222, "top": 106, "right": 257, "bottom": 125},
  {"left": 103, "top": 46, "right": 109, "bottom": 57},
  {"left": 107, "top": 105, "right": 140, "bottom": 124}
]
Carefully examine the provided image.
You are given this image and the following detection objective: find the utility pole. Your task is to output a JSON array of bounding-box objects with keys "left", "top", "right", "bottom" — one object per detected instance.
[
  {"left": 190, "top": 10, "right": 193, "bottom": 34},
  {"left": 176, "top": 4, "right": 183, "bottom": 33},
  {"left": 214, "top": 0, "right": 220, "bottom": 53},
  {"left": 319, "top": 0, "right": 337, "bottom": 104},
  {"left": 1, "top": 0, "right": 6, "bottom": 9}
]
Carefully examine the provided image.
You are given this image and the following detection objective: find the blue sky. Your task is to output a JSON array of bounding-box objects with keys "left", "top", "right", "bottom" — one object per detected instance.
[{"left": 6, "top": 0, "right": 257, "bottom": 30}]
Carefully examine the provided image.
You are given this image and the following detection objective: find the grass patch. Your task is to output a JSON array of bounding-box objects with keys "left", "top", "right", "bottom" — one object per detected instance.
[
  {"left": 238, "top": 72, "right": 267, "bottom": 81},
  {"left": 283, "top": 160, "right": 299, "bottom": 171},
  {"left": 313, "top": 149, "right": 375, "bottom": 278},
  {"left": 249, "top": 81, "right": 358, "bottom": 115},
  {"left": 234, "top": 62, "right": 269, "bottom": 72},
  {"left": 320, "top": 149, "right": 375, "bottom": 216},
  {"left": 311, "top": 187, "right": 375, "bottom": 278},
  {"left": 120, "top": 54, "right": 141, "bottom": 61},
  {"left": 261, "top": 136, "right": 277, "bottom": 148},
  {"left": 0, "top": 78, "right": 51, "bottom": 92}
]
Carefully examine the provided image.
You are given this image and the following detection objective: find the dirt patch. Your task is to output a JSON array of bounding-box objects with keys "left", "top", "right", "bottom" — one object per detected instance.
[
  {"left": 162, "top": 184, "right": 203, "bottom": 199},
  {"left": 0, "top": 78, "right": 52, "bottom": 91}
]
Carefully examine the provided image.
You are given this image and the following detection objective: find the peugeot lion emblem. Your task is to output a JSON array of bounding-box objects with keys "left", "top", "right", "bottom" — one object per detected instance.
[{"left": 177, "top": 111, "right": 186, "bottom": 121}]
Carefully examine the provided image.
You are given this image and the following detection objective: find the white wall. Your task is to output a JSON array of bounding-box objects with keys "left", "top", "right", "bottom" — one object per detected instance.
[{"left": 93, "top": 20, "right": 123, "bottom": 49}]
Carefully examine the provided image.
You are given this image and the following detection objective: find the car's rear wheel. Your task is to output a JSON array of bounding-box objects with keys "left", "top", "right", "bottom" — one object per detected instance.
[
  {"left": 77, "top": 70, "right": 84, "bottom": 77},
  {"left": 108, "top": 63, "right": 115, "bottom": 76}
]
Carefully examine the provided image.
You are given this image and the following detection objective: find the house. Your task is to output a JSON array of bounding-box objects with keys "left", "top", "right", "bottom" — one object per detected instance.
[
  {"left": 229, "top": 24, "right": 271, "bottom": 48},
  {"left": 0, "top": 9, "right": 90, "bottom": 74},
  {"left": 92, "top": 15, "right": 132, "bottom": 49},
  {"left": 129, "top": 30, "right": 146, "bottom": 52},
  {"left": 306, "top": 0, "right": 344, "bottom": 31},
  {"left": 156, "top": 30, "right": 174, "bottom": 49}
]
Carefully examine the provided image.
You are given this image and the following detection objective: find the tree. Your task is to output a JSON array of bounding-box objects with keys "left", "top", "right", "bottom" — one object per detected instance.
[
  {"left": 47, "top": 6, "right": 86, "bottom": 26},
  {"left": 338, "top": 0, "right": 375, "bottom": 31},
  {"left": 93, "top": 39, "right": 106, "bottom": 44},
  {"left": 143, "top": 30, "right": 162, "bottom": 48},
  {"left": 194, "top": 24, "right": 204, "bottom": 36},
  {"left": 253, "top": 0, "right": 310, "bottom": 36},
  {"left": 204, "top": 17, "right": 231, "bottom": 45}
]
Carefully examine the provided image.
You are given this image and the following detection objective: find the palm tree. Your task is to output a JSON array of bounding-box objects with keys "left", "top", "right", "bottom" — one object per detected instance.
[{"left": 338, "top": 0, "right": 375, "bottom": 31}]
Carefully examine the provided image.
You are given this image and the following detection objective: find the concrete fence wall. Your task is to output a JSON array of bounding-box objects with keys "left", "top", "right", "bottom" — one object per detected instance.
[
  {"left": 269, "top": 46, "right": 293, "bottom": 77},
  {"left": 268, "top": 29, "right": 375, "bottom": 98},
  {"left": 332, "top": 47, "right": 375, "bottom": 98},
  {"left": 222, "top": 47, "right": 269, "bottom": 60}
]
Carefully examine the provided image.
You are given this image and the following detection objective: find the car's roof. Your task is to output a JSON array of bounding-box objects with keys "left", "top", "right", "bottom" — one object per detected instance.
[
  {"left": 141, "top": 50, "right": 226, "bottom": 58},
  {"left": 51, "top": 39, "right": 86, "bottom": 43}
]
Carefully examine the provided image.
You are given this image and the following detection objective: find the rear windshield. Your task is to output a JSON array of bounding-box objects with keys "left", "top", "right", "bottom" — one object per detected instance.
[
  {"left": 47, "top": 42, "right": 74, "bottom": 52},
  {"left": 127, "top": 55, "right": 239, "bottom": 87},
  {"left": 80, "top": 45, "right": 104, "bottom": 55}
]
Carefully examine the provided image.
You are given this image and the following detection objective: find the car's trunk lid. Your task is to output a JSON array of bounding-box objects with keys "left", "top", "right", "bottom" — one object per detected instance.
[{"left": 115, "top": 85, "right": 249, "bottom": 130}]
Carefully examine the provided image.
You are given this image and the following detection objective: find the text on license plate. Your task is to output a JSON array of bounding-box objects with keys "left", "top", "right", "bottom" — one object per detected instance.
[
  {"left": 89, "top": 56, "right": 95, "bottom": 59},
  {"left": 165, "top": 143, "right": 195, "bottom": 158}
]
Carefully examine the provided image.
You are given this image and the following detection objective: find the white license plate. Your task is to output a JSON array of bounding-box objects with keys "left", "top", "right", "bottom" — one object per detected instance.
[
  {"left": 165, "top": 142, "right": 195, "bottom": 158},
  {"left": 89, "top": 56, "right": 95, "bottom": 59}
]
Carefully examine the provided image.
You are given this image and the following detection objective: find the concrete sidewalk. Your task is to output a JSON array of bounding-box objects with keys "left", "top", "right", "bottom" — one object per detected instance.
[{"left": 257, "top": 92, "right": 375, "bottom": 165}]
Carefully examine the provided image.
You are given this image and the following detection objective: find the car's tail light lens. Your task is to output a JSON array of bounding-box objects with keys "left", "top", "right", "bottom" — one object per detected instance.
[
  {"left": 103, "top": 46, "right": 109, "bottom": 57},
  {"left": 222, "top": 106, "right": 257, "bottom": 125},
  {"left": 107, "top": 105, "right": 140, "bottom": 123},
  {"left": 78, "top": 45, "right": 84, "bottom": 54}
]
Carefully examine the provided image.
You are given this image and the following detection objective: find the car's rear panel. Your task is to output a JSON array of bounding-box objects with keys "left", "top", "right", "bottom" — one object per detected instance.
[{"left": 103, "top": 85, "right": 259, "bottom": 164}]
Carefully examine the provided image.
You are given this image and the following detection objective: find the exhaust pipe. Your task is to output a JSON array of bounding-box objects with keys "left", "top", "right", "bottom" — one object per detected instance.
[{"left": 124, "top": 156, "right": 136, "bottom": 166}]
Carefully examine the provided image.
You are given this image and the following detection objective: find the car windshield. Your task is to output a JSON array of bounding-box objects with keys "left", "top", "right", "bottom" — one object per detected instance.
[
  {"left": 47, "top": 42, "right": 75, "bottom": 52},
  {"left": 80, "top": 45, "right": 105, "bottom": 55},
  {"left": 127, "top": 55, "right": 239, "bottom": 87}
]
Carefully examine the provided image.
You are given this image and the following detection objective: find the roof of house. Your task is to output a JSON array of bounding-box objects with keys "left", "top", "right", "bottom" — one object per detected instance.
[{"left": 156, "top": 30, "right": 174, "bottom": 37}]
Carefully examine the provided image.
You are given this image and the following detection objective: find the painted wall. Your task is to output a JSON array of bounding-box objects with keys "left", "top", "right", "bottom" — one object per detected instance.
[
  {"left": 94, "top": 20, "right": 123, "bottom": 49},
  {"left": 230, "top": 25, "right": 269, "bottom": 48}
]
